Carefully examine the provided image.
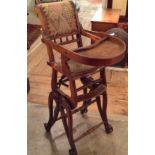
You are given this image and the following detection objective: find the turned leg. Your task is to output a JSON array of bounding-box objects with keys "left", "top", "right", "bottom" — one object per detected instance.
[
  {"left": 44, "top": 91, "right": 60, "bottom": 132},
  {"left": 60, "top": 97, "right": 78, "bottom": 155},
  {"left": 44, "top": 69, "right": 59, "bottom": 132},
  {"left": 96, "top": 93, "right": 113, "bottom": 134},
  {"left": 96, "top": 68, "right": 113, "bottom": 133}
]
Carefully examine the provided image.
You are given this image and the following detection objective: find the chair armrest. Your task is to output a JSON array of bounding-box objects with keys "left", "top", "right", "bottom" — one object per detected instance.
[
  {"left": 83, "top": 29, "right": 109, "bottom": 38},
  {"left": 81, "top": 29, "right": 102, "bottom": 41}
]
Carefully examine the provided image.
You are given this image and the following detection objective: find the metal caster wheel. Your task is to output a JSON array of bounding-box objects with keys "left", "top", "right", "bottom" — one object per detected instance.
[
  {"left": 69, "top": 148, "right": 77, "bottom": 155},
  {"left": 44, "top": 123, "right": 51, "bottom": 132},
  {"left": 80, "top": 108, "right": 88, "bottom": 115},
  {"left": 105, "top": 124, "right": 113, "bottom": 134}
]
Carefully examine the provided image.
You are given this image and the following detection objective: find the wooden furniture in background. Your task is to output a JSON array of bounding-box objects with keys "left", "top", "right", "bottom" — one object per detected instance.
[
  {"left": 35, "top": 1, "right": 126, "bottom": 155},
  {"left": 91, "top": 8, "right": 121, "bottom": 32},
  {"left": 107, "top": 0, "right": 128, "bottom": 22},
  {"left": 27, "top": 41, "right": 30, "bottom": 94},
  {"left": 27, "top": 78, "right": 30, "bottom": 94},
  {"left": 27, "top": 24, "right": 41, "bottom": 47}
]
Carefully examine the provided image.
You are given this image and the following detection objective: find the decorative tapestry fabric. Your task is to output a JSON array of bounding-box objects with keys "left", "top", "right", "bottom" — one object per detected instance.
[{"left": 40, "top": 1, "right": 78, "bottom": 37}]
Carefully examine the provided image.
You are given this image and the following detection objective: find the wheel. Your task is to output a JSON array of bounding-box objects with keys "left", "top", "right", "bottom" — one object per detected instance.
[
  {"left": 69, "top": 148, "right": 77, "bottom": 155},
  {"left": 44, "top": 91, "right": 60, "bottom": 132},
  {"left": 105, "top": 123, "right": 113, "bottom": 134},
  {"left": 80, "top": 108, "right": 88, "bottom": 115},
  {"left": 44, "top": 123, "right": 51, "bottom": 132}
]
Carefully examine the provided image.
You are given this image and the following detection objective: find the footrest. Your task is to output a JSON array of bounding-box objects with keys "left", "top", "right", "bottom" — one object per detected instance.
[{"left": 77, "top": 84, "right": 106, "bottom": 102}]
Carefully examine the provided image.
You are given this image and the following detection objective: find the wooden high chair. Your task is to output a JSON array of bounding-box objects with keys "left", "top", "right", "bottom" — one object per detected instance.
[{"left": 35, "top": 1, "right": 126, "bottom": 155}]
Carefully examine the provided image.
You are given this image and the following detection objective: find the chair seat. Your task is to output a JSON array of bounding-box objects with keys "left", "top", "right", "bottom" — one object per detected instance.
[
  {"left": 52, "top": 50, "right": 100, "bottom": 77},
  {"left": 68, "top": 60, "right": 98, "bottom": 73},
  {"left": 56, "top": 59, "right": 99, "bottom": 77}
]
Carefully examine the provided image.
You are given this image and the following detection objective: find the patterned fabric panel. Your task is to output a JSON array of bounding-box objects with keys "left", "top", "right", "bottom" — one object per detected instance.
[
  {"left": 40, "top": 1, "right": 78, "bottom": 37},
  {"left": 41, "top": 0, "right": 58, "bottom": 2}
]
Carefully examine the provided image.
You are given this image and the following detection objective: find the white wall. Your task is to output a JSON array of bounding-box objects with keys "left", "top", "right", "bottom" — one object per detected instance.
[
  {"left": 112, "top": 0, "right": 127, "bottom": 16},
  {"left": 102, "top": 0, "right": 127, "bottom": 16},
  {"left": 102, "top": 0, "right": 108, "bottom": 9},
  {"left": 27, "top": 0, "right": 35, "bottom": 12}
]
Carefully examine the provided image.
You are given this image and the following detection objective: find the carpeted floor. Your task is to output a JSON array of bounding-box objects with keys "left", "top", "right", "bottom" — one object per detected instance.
[{"left": 28, "top": 103, "right": 128, "bottom": 155}]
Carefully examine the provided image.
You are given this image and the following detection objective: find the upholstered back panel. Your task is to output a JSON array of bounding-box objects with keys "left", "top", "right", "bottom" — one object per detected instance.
[{"left": 37, "top": 1, "right": 80, "bottom": 38}]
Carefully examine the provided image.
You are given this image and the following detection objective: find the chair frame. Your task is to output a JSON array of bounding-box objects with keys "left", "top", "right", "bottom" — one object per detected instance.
[
  {"left": 35, "top": 2, "right": 126, "bottom": 155},
  {"left": 35, "top": 0, "right": 62, "bottom": 4}
]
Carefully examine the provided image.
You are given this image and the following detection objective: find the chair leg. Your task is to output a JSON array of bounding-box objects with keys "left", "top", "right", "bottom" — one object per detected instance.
[
  {"left": 60, "top": 97, "right": 78, "bottom": 155},
  {"left": 44, "top": 68, "right": 59, "bottom": 132},
  {"left": 44, "top": 91, "right": 60, "bottom": 132},
  {"left": 80, "top": 88, "right": 88, "bottom": 114},
  {"left": 96, "top": 93, "right": 113, "bottom": 134}
]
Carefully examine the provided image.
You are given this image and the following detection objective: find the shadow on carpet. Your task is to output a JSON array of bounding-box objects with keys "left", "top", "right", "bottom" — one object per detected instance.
[{"left": 28, "top": 103, "right": 128, "bottom": 155}]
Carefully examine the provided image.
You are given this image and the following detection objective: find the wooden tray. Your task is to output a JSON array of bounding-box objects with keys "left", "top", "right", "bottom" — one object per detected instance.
[{"left": 74, "top": 36, "right": 126, "bottom": 66}]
